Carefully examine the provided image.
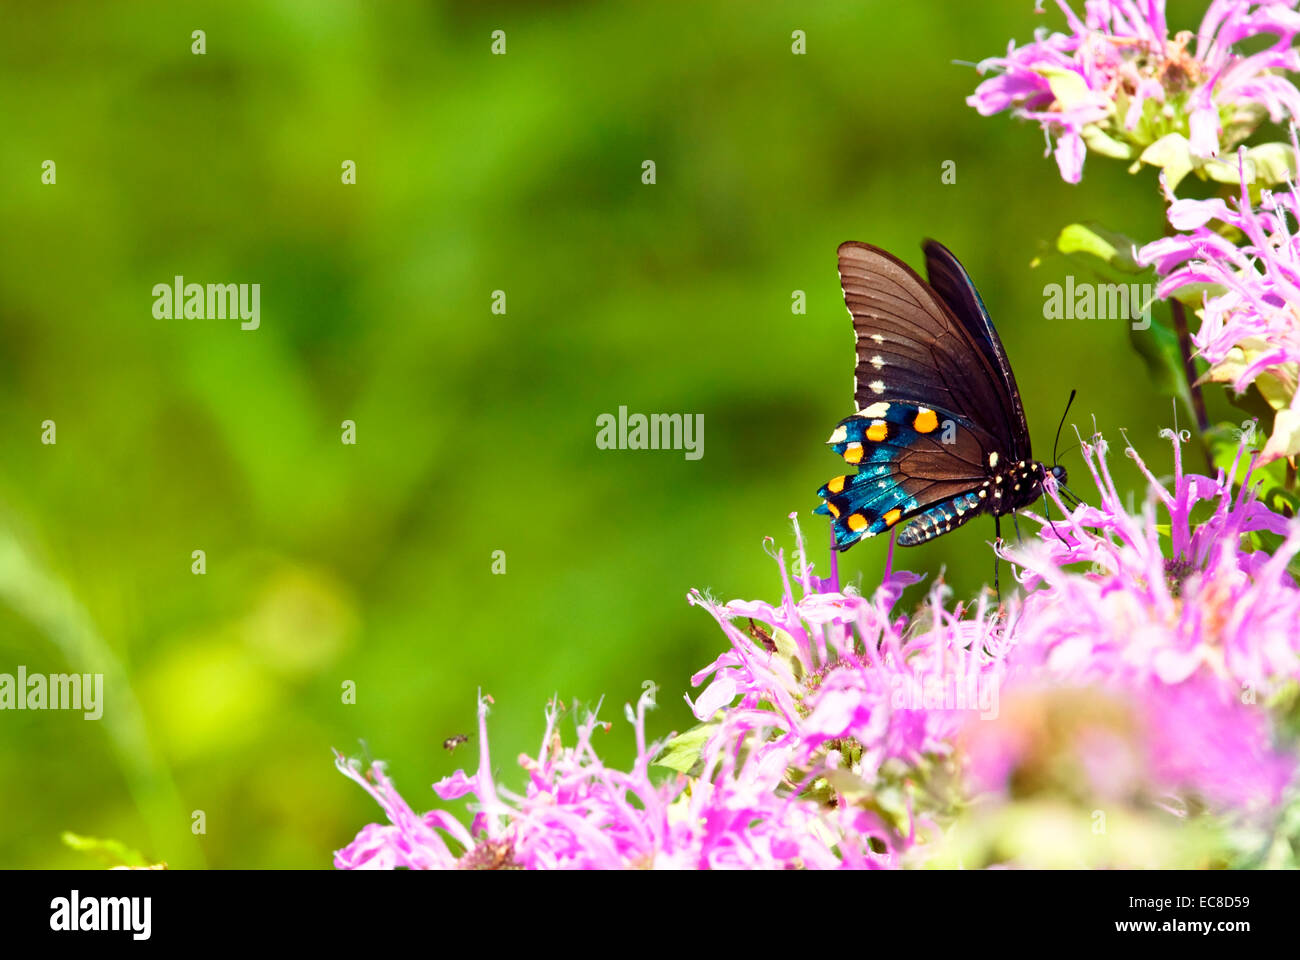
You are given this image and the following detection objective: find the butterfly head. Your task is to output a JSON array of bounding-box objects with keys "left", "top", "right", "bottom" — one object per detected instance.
[{"left": 1047, "top": 462, "right": 1068, "bottom": 488}]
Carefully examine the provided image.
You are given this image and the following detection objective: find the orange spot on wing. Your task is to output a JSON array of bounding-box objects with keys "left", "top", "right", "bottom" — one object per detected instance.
[
  {"left": 844, "top": 442, "right": 864, "bottom": 464},
  {"left": 883, "top": 508, "right": 902, "bottom": 527},
  {"left": 828, "top": 502, "right": 841, "bottom": 518},
  {"left": 827, "top": 475, "right": 846, "bottom": 494},
  {"left": 914, "top": 408, "right": 939, "bottom": 434},
  {"left": 847, "top": 513, "right": 868, "bottom": 532},
  {"left": 866, "top": 420, "right": 889, "bottom": 442}
]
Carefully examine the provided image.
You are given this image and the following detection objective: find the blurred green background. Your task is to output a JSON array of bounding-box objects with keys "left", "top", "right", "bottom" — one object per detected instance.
[{"left": 0, "top": 0, "right": 1217, "bottom": 868}]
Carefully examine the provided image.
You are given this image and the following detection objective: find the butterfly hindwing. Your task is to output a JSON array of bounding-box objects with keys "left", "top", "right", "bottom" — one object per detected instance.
[{"left": 814, "top": 401, "right": 995, "bottom": 549}]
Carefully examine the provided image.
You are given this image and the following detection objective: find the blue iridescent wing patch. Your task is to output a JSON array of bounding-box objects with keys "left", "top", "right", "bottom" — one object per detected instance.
[{"left": 814, "top": 400, "right": 992, "bottom": 550}]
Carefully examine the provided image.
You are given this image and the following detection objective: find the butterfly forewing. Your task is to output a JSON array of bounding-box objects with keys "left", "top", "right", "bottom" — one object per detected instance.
[
  {"left": 837, "top": 242, "right": 1020, "bottom": 452},
  {"left": 921, "top": 239, "right": 1030, "bottom": 460}
]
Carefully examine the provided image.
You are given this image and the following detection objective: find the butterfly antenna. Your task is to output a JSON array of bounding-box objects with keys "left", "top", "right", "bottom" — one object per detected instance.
[
  {"left": 1054, "top": 440, "right": 1082, "bottom": 462},
  {"left": 1052, "top": 388, "right": 1077, "bottom": 467},
  {"left": 1043, "top": 391, "right": 1080, "bottom": 543}
]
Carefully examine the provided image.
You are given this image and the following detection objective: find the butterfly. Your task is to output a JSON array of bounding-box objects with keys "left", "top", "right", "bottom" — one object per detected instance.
[{"left": 814, "top": 239, "right": 1067, "bottom": 556}]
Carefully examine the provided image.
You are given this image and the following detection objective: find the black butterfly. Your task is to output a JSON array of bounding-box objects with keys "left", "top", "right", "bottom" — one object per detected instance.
[{"left": 814, "top": 239, "right": 1066, "bottom": 555}]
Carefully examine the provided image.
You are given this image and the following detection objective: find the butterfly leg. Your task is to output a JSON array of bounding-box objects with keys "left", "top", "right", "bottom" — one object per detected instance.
[
  {"left": 993, "top": 514, "right": 1001, "bottom": 602},
  {"left": 828, "top": 519, "right": 840, "bottom": 592},
  {"left": 1059, "top": 483, "right": 1084, "bottom": 509},
  {"left": 1011, "top": 510, "right": 1023, "bottom": 543}
]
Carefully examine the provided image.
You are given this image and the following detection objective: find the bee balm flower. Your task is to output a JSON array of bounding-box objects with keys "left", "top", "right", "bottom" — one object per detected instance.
[{"left": 969, "top": 0, "right": 1300, "bottom": 184}]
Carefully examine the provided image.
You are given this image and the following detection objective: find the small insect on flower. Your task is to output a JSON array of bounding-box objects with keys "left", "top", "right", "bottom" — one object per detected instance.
[
  {"left": 458, "top": 838, "right": 523, "bottom": 870},
  {"left": 746, "top": 617, "right": 777, "bottom": 652},
  {"left": 443, "top": 734, "right": 469, "bottom": 752}
]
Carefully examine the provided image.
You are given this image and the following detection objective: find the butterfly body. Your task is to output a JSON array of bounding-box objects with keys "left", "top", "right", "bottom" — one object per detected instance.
[{"left": 814, "top": 240, "right": 1065, "bottom": 551}]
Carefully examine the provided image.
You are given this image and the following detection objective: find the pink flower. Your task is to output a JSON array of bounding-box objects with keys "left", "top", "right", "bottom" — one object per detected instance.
[
  {"left": 982, "top": 430, "right": 1300, "bottom": 810},
  {"left": 969, "top": 0, "right": 1300, "bottom": 183},
  {"left": 335, "top": 434, "right": 1300, "bottom": 868},
  {"left": 1138, "top": 145, "right": 1300, "bottom": 461},
  {"left": 961, "top": 673, "right": 1293, "bottom": 813},
  {"left": 332, "top": 758, "right": 470, "bottom": 869},
  {"left": 1008, "top": 430, "right": 1300, "bottom": 690},
  {"left": 687, "top": 515, "right": 1005, "bottom": 794},
  {"left": 334, "top": 683, "right": 900, "bottom": 869}
]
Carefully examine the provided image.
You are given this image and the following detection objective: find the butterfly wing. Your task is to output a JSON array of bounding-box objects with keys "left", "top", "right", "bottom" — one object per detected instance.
[
  {"left": 837, "top": 242, "right": 1022, "bottom": 455},
  {"left": 814, "top": 401, "right": 994, "bottom": 549},
  {"left": 921, "top": 239, "right": 1031, "bottom": 460},
  {"left": 817, "top": 241, "right": 1034, "bottom": 550}
]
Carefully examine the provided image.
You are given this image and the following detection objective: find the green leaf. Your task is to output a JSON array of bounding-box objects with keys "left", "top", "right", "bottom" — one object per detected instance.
[
  {"left": 768, "top": 625, "right": 800, "bottom": 664},
  {"left": 1080, "top": 123, "right": 1135, "bottom": 160},
  {"left": 1263, "top": 408, "right": 1300, "bottom": 461},
  {"left": 653, "top": 721, "right": 718, "bottom": 775},
  {"left": 1203, "top": 342, "right": 1298, "bottom": 448},
  {"left": 1053, "top": 225, "right": 1189, "bottom": 417},
  {"left": 1167, "top": 280, "right": 1222, "bottom": 308},
  {"left": 1199, "top": 143, "right": 1297, "bottom": 188},
  {"left": 1041, "top": 67, "right": 1095, "bottom": 112},
  {"left": 1128, "top": 303, "right": 1194, "bottom": 418},
  {"left": 1206, "top": 420, "right": 1261, "bottom": 476},
  {"left": 1245, "top": 142, "right": 1297, "bottom": 187},
  {"left": 1262, "top": 485, "right": 1300, "bottom": 516},
  {"left": 1199, "top": 156, "right": 1251, "bottom": 184},
  {"left": 822, "top": 767, "right": 872, "bottom": 800},
  {"left": 1057, "top": 223, "right": 1146, "bottom": 275},
  {"left": 1256, "top": 369, "right": 1296, "bottom": 411},
  {"left": 1138, "top": 133, "right": 1194, "bottom": 190},
  {"left": 61, "top": 832, "right": 150, "bottom": 868},
  {"left": 1248, "top": 457, "right": 1289, "bottom": 494}
]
